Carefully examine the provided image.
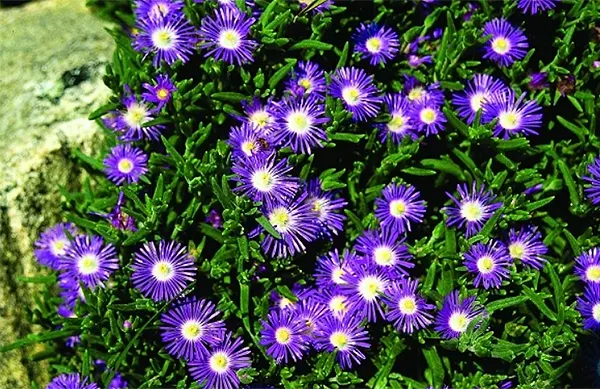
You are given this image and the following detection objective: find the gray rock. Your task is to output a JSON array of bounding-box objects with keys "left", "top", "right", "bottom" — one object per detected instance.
[{"left": 0, "top": 0, "right": 114, "bottom": 387}]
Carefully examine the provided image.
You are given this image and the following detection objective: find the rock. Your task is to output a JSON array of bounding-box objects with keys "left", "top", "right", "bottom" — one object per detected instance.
[{"left": 0, "top": 0, "right": 114, "bottom": 387}]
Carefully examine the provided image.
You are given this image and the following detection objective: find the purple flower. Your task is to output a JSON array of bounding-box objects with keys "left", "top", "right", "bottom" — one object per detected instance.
[
  {"left": 505, "top": 226, "right": 548, "bottom": 269},
  {"left": 47, "top": 374, "right": 98, "bottom": 389},
  {"left": 314, "top": 314, "right": 370, "bottom": 369},
  {"left": 305, "top": 178, "right": 347, "bottom": 238},
  {"left": 104, "top": 144, "right": 148, "bottom": 185},
  {"left": 342, "top": 262, "right": 389, "bottom": 323},
  {"left": 272, "top": 96, "right": 329, "bottom": 154},
  {"left": 375, "top": 182, "right": 426, "bottom": 233},
  {"left": 481, "top": 91, "right": 543, "bottom": 139},
  {"left": 355, "top": 229, "right": 414, "bottom": 277},
  {"left": 578, "top": 283, "right": 600, "bottom": 331},
  {"left": 285, "top": 61, "right": 327, "bottom": 99},
  {"left": 228, "top": 123, "right": 272, "bottom": 160},
  {"left": 188, "top": 333, "right": 251, "bottom": 389},
  {"left": 482, "top": 18, "right": 529, "bottom": 67},
  {"left": 260, "top": 310, "right": 308, "bottom": 363},
  {"left": 575, "top": 248, "right": 600, "bottom": 284},
  {"left": 524, "top": 183, "right": 543, "bottom": 196},
  {"left": 108, "top": 373, "right": 128, "bottom": 389},
  {"left": 34, "top": 223, "right": 77, "bottom": 270},
  {"left": 58, "top": 272, "right": 85, "bottom": 310},
  {"left": 463, "top": 240, "right": 512, "bottom": 289},
  {"left": 517, "top": 0, "right": 559, "bottom": 14},
  {"left": 383, "top": 278, "right": 434, "bottom": 334},
  {"left": 269, "top": 284, "right": 314, "bottom": 310},
  {"left": 114, "top": 87, "right": 164, "bottom": 141},
  {"left": 206, "top": 209, "right": 223, "bottom": 229},
  {"left": 296, "top": 299, "right": 327, "bottom": 339},
  {"left": 161, "top": 297, "right": 226, "bottom": 361},
  {"left": 65, "top": 335, "right": 81, "bottom": 348},
  {"left": 199, "top": 7, "right": 257, "bottom": 65},
  {"left": 330, "top": 67, "right": 382, "bottom": 122},
  {"left": 134, "top": 0, "right": 184, "bottom": 21},
  {"left": 259, "top": 193, "right": 319, "bottom": 258},
  {"left": 131, "top": 240, "right": 196, "bottom": 301},
  {"left": 314, "top": 288, "right": 352, "bottom": 320},
  {"left": 434, "top": 290, "right": 485, "bottom": 339},
  {"left": 408, "top": 55, "right": 433, "bottom": 68},
  {"left": 376, "top": 94, "right": 417, "bottom": 143},
  {"left": 104, "top": 192, "right": 137, "bottom": 231},
  {"left": 297, "top": 0, "right": 333, "bottom": 14},
  {"left": 584, "top": 158, "right": 600, "bottom": 205},
  {"left": 443, "top": 182, "right": 502, "bottom": 237},
  {"left": 314, "top": 249, "right": 355, "bottom": 289},
  {"left": 231, "top": 154, "right": 299, "bottom": 205},
  {"left": 60, "top": 235, "right": 119, "bottom": 289},
  {"left": 410, "top": 98, "right": 446, "bottom": 136},
  {"left": 237, "top": 97, "right": 275, "bottom": 134},
  {"left": 528, "top": 72, "right": 549, "bottom": 91},
  {"left": 403, "top": 76, "right": 444, "bottom": 105},
  {"left": 142, "top": 74, "right": 177, "bottom": 108},
  {"left": 134, "top": 14, "right": 197, "bottom": 67},
  {"left": 353, "top": 22, "right": 399, "bottom": 65},
  {"left": 452, "top": 74, "right": 508, "bottom": 125}
]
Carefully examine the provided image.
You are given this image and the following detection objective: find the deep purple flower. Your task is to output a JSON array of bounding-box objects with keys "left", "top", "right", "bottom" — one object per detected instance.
[
  {"left": 524, "top": 183, "right": 543, "bottom": 196},
  {"left": 528, "top": 72, "right": 550, "bottom": 90},
  {"left": 444, "top": 182, "right": 502, "bottom": 237},
  {"left": 199, "top": 7, "right": 257, "bottom": 65},
  {"left": 58, "top": 272, "right": 85, "bottom": 310},
  {"left": 161, "top": 297, "right": 226, "bottom": 361},
  {"left": 134, "top": 14, "right": 197, "bottom": 67},
  {"left": 481, "top": 91, "right": 543, "bottom": 139},
  {"left": 315, "top": 288, "right": 352, "bottom": 320},
  {"left": 482, "top": 18, "right": 529, "bottom": 67},
  {"left": 355, "top": 229, "right": 413, "bottom": 277},
  {"left": 383, "top": 278, "right": 434, "bottom": 334},
  {"left": 104, "top": 192, "right": 137, "bottom": 231},
  {"left": 134, "top": 0, "right": 184, "bottom": 21},
  {"left": 34, "top": 223, "right": 77, "bottom": 270},
  {"left": 314, "top": 314, "right": 370, "bottom": 369},
  {"left": 46, "top": 373, "right": 98, "bottom": 389},
  {"left": 452, "top": 74, "right": 508, "bottom": 124},
  {"left": 206, "top": 209, "right": 223, "bottom": 229},
  {"left": 330, "top": 67, "right": 382, "bottom": 122},
  {"left": 114, "top": 87, "right": 164, "bottom": 141},
  {"left": 375, "top": 182, "right": 426, "bottom": 233},
  {"left": 296, "top": 299, "right": 327, "bottom": 339},
  {"left": 237, "top": 97, "right": 275, "bottom": 134},
  {"left": 260, "top": 310, "right": 308, "bottom": 364},
  {"left": 272, "top": 96, "right": 329, "bottom": 154},
  {"left": 434, "top": 290, "right": 485, "bottom": 339},
  {"left": 104, "top": 144, "right": 148, "bottom": 185},
  {"left": 305, "top": 178, "right": 347, "bottom": 238},
  {"left": 61, "top": 235, "right": 119, "bottom": 289},
  {"left": 131, "top": 240, "right": 197, "bottom": 301},
  {"left": 376, "top": 94, "right": 417, "bottom": 143},
  {"left": 58, "top": 304, "right": 76, "bottom": 319},
  {"left": 517, "top": 0, "right": 559, "bottom": 14},
  {"left": 65, "top": 335, "right": 81, "bottom": 348},
  {"left": 575, "top": 248, "right": 600, "bottom": 284},
  {"left": 314, "top": 249, "right": 355, "bottom": 289},
  {"left": 342, "top": 262, "right": 389, "bottom": 323},
  {"left": 353, "top": 22, "right": 399, "bottom": 65},
  {"left": 584, "top": 158, "right": 600, "bottom": 205},
  {"left": 578, "top": 283, "right": 600, "bottom": 331},
  {"left": 410, "top": 98, "right": 446, "bottom": 136},
  {"left": 408, "top": 55, "right": 433, "bottom": 68},
  {"left": 231, "top": 154, "right": 299, "bottom": 205},
  {"left": 403, "top": 76, "right": 444, "bottom": 105},
  {"left": 464, "top": 240, "right": 513, "bottom": 289},
  {"left": 108, "top": 373, "right": 128, "bottom": 389},
  {"left": 505, "top": 226, "right": 548, "bottom": 269},
  {"left": 188, "top": 333, "right": 251, "bottom": 389},
  {"left": 142, "top": 74, "right": 177, "bottom": 108},
  {"left": 228, "top": 123, "right": 272, "bottom": 160},
  {"left": 269, "top": 284, "right": 314, "bottom": 311},
  {"left": 284, "top": 61, "right": 327, "bottom": 99},
  {"left": 260, "top": 193, "right": 319, "bottom": 258}
]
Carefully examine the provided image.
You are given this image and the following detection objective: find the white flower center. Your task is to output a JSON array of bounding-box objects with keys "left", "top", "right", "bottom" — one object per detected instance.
[
  {"left": 593, "top": 304, "right": 600, "bottom": 322},
  {"left": 387, "top": 114, "right": 406, "bottom": 133},
  {"left": 508, "top": 242, "right": 525, "bottom": 259},
  {"left": 460, "top": 201, "right": 484, "bottom": 222},
  {"left": 117, "top": 158, "right": 134, "bottom": 174},
  {"left": 407, "top": 87, "right": 425, "bottom": 101},
  {"left": 51, "top": 239, "right": 68, "bottom": 256},
  {"left": 389, "top": 199, "right": 407, "bottom": 217},
  {"left": 78, "top": 254, "right": 100, "bottom": 275},
  {"left": 374, "top": 246, "right": 395, "bottom": 266},
  {"left": 358, "top": 276, "right": 384, "bottom": 301},
  {"left": 279, "top": 297, "right": 295, "bottom": 310},
  {"left": 251, "top": 169, "right": 274, "bottom": 192},
  {"left": 181, "top": 321, "right": 203, "bottom": 341},
  {"left": 151, "top": 28, "right": 176, "bottom": 49},
  {"left": 365, "top": 37, "right": 383, "bottom": 53},
  {"left": 152, "top": 261, "right": 174, "bottom": 281},
  {"left": 275, "top": 327, "right": 292, "bottom": 344},
  {"left": 298, "top": 78, "right": 312, "bottom": 91},
  {"left": 156, "top": 88, "right": 170, "bottom": 100},
  {"left": 470, "top": 92, "right": 487, "bottom": 112},
  {"left": 329, "top": 295, "right": 347, "bottom": 315},
  {"left": 587, "top": 265, "right": 600, "bottom": 282},
  {"left": 342, "top": 86, "right": 361, "bottom": 105},
  {"left": 250, "top": 110, "right": 270, "bottom": 129},
  {"left": 124, "top": 104, "right": 149, "bottom": 128},
  {"left": 398, "top": 296, "right": 417, "bottom": 315},
  {"left": 241, "top": 141, "right": 256, "bottom": 157},
  {"left": 329, "top": 331, "right": 349, "bottom": 350},
  {"left": 498, "top": 111, "right": 521, "bottom": 131},
  {"left": 419, "top": 108, "right": 437, "bottom": 124},
  {"left": 448, "top": 312, "right": 470, "bottom": 333},
  {"left": 477, "top": 256, "right": 495, "bottom": 274},
  {"left": 209, "top": 352, "right": 230, "bottom": 374},
  {"left": 332, "top": 268, "right": 345, "bottom": 284},
  {"left": 491, "top": 37, "right": 511, "bottom": 55},
  {"left": 286, "top": 111, "right": 312, "bottom": 134},
  {"left": 219, "top": 29, "right": 241, "bottom": 50},
  {"left": 269, "top": 207, "right": 292, "bottom": 232}
]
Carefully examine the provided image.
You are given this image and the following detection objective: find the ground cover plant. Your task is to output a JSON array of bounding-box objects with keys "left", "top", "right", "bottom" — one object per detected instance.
[{"left": 4, "top": 0, "right": 600, "bottom": 388}]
